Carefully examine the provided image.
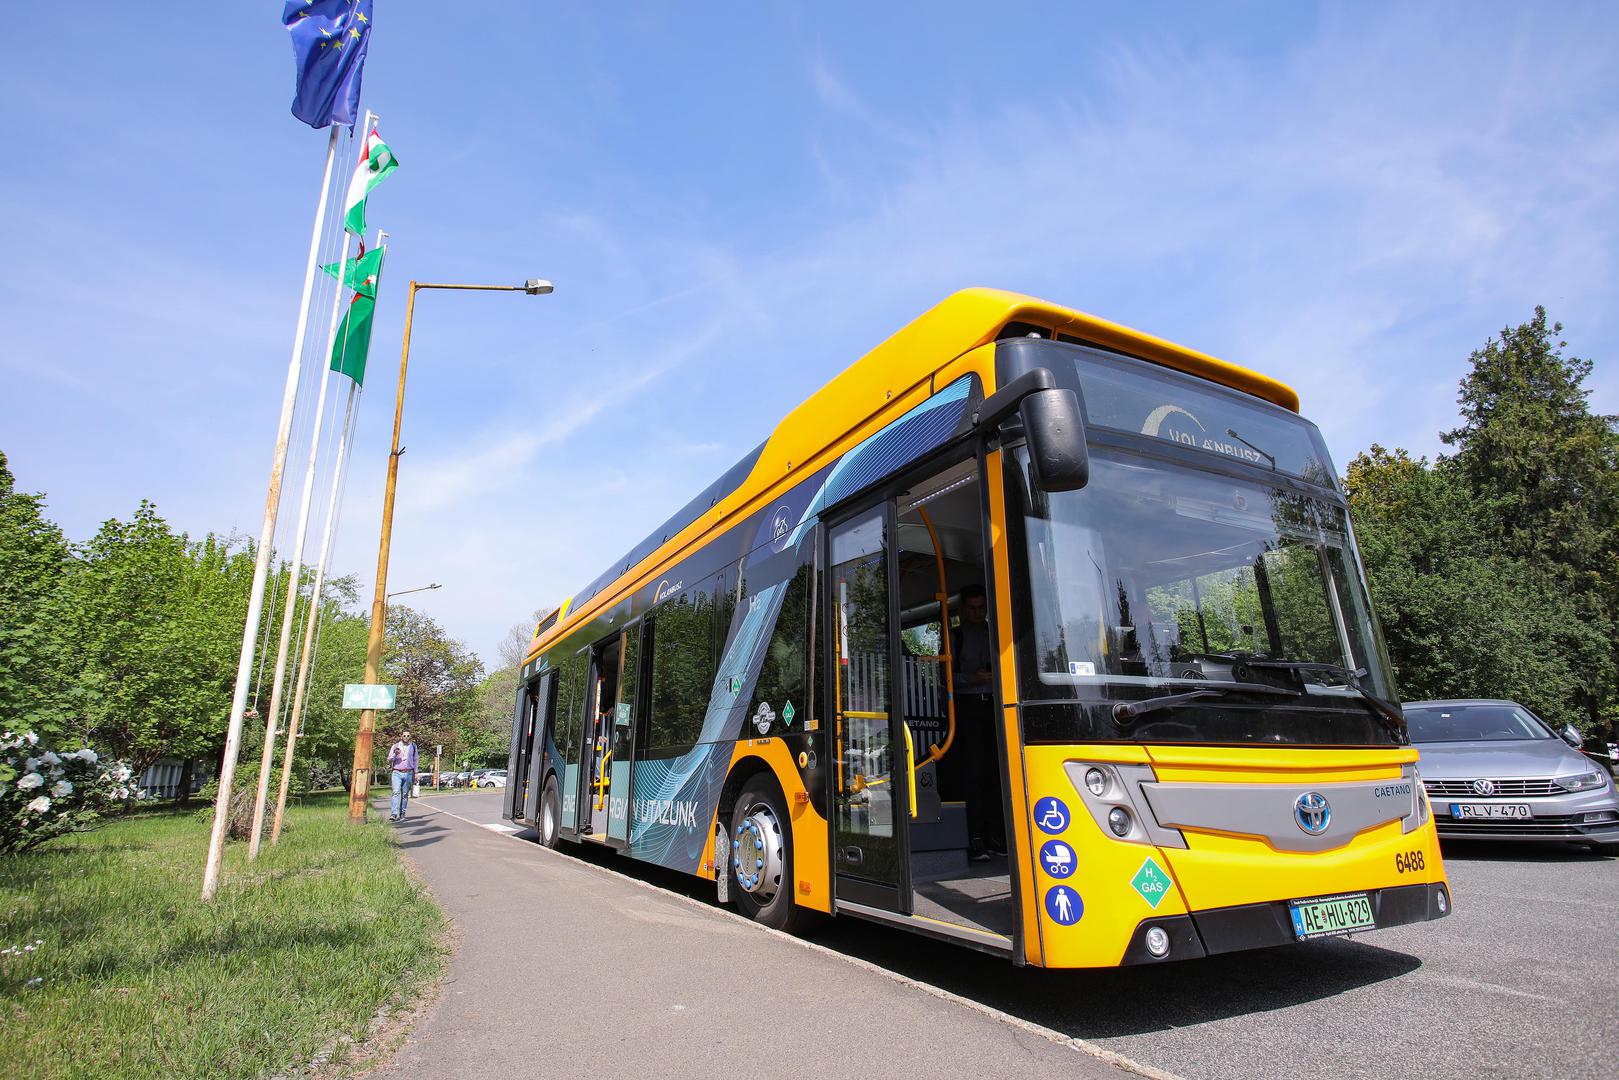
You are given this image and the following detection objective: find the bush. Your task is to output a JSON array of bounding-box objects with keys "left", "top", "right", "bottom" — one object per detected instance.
[{"left": 0, "top": 730, "right": 137, "bottom": 853}]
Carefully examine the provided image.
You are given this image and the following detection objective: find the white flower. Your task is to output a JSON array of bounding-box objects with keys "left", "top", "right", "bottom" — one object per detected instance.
[
  {"left": 24, "top": 757, "right": 40, "bottom": 772},
  {"left": 17, "top": 772, "right": 43, "bottom": 791},
  {"left": 113, "top": 765, "right": 132, "bottom": 782},
  {"left": 41, "top": 751, "right": 60, "bottom": 766},
  {"left": 74, "top": 748, "right": 98, "bottom": 764},
  {"left": 113, "top": 787, "right": 128, "bottom": 800},
  {"left": 24, "top": 732, "right": 37, "bottom": 746},
  {"left": 25, "top": 796, "right": 51, "bottom": 814},
  {"left": 51, "top": 780, "right": 72, "bottom": 798}
]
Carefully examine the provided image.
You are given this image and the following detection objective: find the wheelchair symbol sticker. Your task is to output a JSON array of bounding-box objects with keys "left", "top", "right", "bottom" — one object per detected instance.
[
  {"left": 1045, "top": 885, "right": 1083, "bottom": 925},
  {"left": 1034, "top": 796, "right": 1070, "bottom": 834},
  {"left": 1040, "top": 839, "right": 1076, "bottom": 879}
]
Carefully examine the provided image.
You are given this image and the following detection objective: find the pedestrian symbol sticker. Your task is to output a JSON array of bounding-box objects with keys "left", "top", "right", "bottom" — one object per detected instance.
[
  {"left": 782, "top": 701, "right": 796, "bottom": 726},
  {"left": 1034, "top": 796, "right": 1069, "bottom": 834},
  {"left": 1039, "top": 839, "right": 1076, "bottom": 879},
  {"left": 1045, "top": 885, "right": 1083, "bottom": 925},
  {"left": 1131, "top": 855, "right": 1173, "bottom": 909}
]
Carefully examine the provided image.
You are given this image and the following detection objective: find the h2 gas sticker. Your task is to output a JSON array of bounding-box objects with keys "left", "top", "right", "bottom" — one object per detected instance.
[{"left": 1131, "top": 856, "right": 1173, "bottom": 909}]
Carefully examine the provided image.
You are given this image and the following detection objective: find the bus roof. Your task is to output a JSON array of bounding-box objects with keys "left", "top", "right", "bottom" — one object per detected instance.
[{"left": 527, "top": 287, "right": 1298, "bottom": 659}]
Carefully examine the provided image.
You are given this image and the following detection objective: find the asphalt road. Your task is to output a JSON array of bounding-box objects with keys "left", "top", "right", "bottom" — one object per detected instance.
[{"left": 421, "top": 789, "right": 1618, "bottom": 1080}]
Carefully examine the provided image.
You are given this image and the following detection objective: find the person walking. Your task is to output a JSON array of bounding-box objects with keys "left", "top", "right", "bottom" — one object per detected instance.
[{"left": 388, "top": 730, "right": 419, "bottom": 821}]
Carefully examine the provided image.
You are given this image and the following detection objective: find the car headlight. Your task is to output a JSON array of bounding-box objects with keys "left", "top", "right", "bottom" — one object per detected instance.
[{"left": 1554, "top": 770, "right": 1607, "bottom": 793}]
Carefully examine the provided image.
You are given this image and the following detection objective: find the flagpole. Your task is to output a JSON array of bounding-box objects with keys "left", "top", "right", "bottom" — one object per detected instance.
[
  {"left": 245, "top": 114, "right": 372, "bottom": 858},
  {"left": 270, "top": 376, "right": 359, "bottom": 844},
  {"left": 270, "top": 225, "right": 381, "bottom": 844},
  {"left": 203, "top": 123, "right": 342, "bottom": 899}
]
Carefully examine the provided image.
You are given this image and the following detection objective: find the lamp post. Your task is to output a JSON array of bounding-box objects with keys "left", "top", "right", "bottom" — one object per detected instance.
[{"left": 347, "top": 280, "right": 553, "bottom": 822}]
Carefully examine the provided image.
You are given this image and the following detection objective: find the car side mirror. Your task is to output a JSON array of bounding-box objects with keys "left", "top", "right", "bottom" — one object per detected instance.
[
  {"left": 977, "top": 367, "right": 1090, "bottom": 492},
  {"left": 1561, "top": 724, "right": 1583, "bottom": 749}
]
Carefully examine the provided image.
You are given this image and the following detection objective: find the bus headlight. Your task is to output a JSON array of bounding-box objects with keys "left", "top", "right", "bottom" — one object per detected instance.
[
  {"left": 1403, "top": 763, "right": 1429, "bottom": 832},
  {"left": 1084, "top": 767, "right": 1108, "bottom": 796},
  {"left": 1144, "top": 926, "right": 1171, "bottom": 958},
  {"left": 1108, "top": 807, "right": 1132, "bottom": 837}
]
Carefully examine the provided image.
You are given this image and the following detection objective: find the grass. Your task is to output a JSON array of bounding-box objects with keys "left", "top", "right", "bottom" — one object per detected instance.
[{"left": 0, "top": 792, "right": 446, "bottom": 1079}]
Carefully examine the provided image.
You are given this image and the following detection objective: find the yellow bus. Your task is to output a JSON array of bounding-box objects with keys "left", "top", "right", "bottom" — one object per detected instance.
[{"left": 504, "top": 288, "right": 1450, "bottom": 966}]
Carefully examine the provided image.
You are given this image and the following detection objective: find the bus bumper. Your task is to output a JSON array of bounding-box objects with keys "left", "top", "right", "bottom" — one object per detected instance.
[{"left": 1118, "top": 880, "right": 1452, "bottom": 965}]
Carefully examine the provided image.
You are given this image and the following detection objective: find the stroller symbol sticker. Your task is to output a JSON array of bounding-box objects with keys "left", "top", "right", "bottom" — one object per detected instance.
[{"left": 1040, "top": 839, "right": 1076, "bottom": 878}]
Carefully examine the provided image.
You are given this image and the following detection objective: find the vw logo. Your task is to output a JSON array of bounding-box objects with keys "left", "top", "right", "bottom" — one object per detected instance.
[
  {"left": 1294, "top": 791, "right": 1331, "bottom": 835},
  {"left": 1471, "top": 778, "right": 1497, "bottom": 796}
]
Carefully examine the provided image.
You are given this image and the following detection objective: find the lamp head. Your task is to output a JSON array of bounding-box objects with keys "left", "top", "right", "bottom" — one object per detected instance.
[{"left": 523, "top": 279, "right": 554, "bottom": 295}]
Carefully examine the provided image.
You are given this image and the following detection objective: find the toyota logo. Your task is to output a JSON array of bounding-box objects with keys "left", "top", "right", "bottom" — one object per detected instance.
[
  {"left": 1294, "top": 791, "right": 1331, "bottom": 835},
  {"left": 1471, "top": 778, "right": 1496, "bottom": 796}
]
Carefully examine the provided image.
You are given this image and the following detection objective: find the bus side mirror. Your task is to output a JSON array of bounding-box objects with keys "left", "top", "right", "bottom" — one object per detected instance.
[
  {"left": 976, "top": 366, "right": 1090, "bottom": 492},
  {"left": 1020, "top": 388, "right": 1089, "bottom": 492}
]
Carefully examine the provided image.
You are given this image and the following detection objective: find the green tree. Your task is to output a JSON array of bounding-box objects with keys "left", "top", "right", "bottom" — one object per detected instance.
[
  {"left": 382, "top": 605, "right": 485, "bottom": 765},
  {"left": 67, "top": 504, "right": 255, "bottom": 773},
  {"left": 0, "top": 452, "right": 78, "bottom": 738},
  {"left": 1345, "top": 445, "right": 1609, "bottom": 731}
]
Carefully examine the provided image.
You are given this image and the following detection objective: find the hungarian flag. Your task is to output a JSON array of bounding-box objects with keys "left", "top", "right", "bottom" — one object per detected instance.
[{"left": 343, "top": 126, "right": 398, "bottom": 237}]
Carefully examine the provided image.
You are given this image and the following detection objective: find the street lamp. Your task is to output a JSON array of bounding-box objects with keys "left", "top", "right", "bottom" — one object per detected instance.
[
  {"left": 387, "top": 583, "right": 442, "bottom": 600},
  {"left": 347, "top": 279, "right": 553, "bottom": 822}
]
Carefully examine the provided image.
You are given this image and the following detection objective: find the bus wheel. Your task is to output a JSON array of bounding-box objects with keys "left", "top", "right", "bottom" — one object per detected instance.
[
  {"left": 731, "top": 777, "right": 800, "bottom": 932},
  {"left": 538, "top": 777, "right": 562, "bottom": 849}
]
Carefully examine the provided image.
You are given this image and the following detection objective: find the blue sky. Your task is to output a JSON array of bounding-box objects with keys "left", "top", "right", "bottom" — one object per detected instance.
[{"left": 3, "top": 3, "right": 1617, "bottom": 666}]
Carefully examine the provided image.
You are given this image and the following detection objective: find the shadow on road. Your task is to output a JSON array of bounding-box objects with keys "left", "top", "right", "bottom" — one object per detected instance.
[
  {"left": 393, "top": 819, "right": 449, "bottom": 849},
  {"left": 1439, "top": 839, "right": 1613, "bottom": 863},
  {"left": 525, "top": 834, "right": 1422, "bottom": 1040}
]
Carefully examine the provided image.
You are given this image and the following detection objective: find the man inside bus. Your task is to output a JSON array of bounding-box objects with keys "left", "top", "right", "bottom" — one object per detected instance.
[{"left": 953, "top": 584, "right": 1006, "bottom": 860}]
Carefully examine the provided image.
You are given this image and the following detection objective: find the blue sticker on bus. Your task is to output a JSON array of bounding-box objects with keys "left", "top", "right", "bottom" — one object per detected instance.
[
  {"left": 1039, "top": 839, "right": 1076, "bottom": 878},
  {"left": 1034, "top": 796, "right": 1070, "bottom": 834},
  {"left": 1044, "top": 885, "right": 1083, "bottom": 925}
]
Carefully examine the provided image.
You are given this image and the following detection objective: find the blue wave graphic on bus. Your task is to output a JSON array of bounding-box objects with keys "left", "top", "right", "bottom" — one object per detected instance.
[{"left": 625, "top": 376, "right": 976, "bottom": 871}]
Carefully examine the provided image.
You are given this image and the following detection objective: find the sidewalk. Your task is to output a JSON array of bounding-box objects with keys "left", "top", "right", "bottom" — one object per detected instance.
[{"left": 373, "top": 798, "right": 1135, "bottom": 1080}]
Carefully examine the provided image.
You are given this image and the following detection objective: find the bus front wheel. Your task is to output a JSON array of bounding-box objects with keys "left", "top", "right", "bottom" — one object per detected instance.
[
  {"left": 538, "top": 777, "right": 562, "bottom": 849},
  {"left": 731, "top": 777, "right": 802, "bottom": 932}
]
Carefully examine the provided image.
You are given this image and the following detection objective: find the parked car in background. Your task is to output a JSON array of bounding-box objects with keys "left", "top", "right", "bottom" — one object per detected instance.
[
  {"left": 1405, "top": 699, "right": 1619, "bottom": 853},
  {"left": 478, "top": 769, "right": 508, "bottom": 789}
]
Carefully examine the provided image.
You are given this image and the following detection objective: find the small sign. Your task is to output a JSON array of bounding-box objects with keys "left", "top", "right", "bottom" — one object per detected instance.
[
  {"left": 782, "top": 701, "right": 796, "bottom": 726},
  {"left": 1131, "top": 856, "right": 1173, "bottom": 909},
  {"left": 343, "top": 683, "right": 398, "bottom": 710}
]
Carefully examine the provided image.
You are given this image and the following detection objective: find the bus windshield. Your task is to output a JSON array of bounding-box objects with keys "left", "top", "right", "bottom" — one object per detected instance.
[{"left": 1010, "top": 444, "right": 1400, "bottom": 746}]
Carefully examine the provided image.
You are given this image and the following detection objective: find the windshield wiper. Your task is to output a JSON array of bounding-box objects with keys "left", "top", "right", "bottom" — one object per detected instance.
[
  {"left": 1113, "top": 681, "right": 1300, "bottom": 724},
  {"left": 1225, "top": 427, "right": 1276, "bottom": 469},
  {"left": 1203, "top": 653, "right": 1409, "bottom": 743}
]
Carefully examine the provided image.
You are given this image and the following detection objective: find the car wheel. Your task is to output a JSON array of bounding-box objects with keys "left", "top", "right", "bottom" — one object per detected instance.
[
  {"left": 730, "top": 776, "right": 805, "bottom": 932},
  {"left": 538, "top": 777, "right": 562, "bottom": 849}
]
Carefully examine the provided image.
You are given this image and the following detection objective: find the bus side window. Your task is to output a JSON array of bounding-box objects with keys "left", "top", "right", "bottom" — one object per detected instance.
[
  {"left": 754, "top": 560, "right": 812, "bottom": 724},
  {"left": 649, "top": 581, "right": 717, "bottom": 750}
]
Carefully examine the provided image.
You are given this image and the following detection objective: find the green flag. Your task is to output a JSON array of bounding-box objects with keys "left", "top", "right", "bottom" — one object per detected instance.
[
  {"left": 343, "top": 126, "right": 399, "bottom": 238},
  {"left": 321, "top": 246, "right": 385, "bottom": 298},
  {"left": 330, "top": 294, "right": 375, "bottom": 386}
]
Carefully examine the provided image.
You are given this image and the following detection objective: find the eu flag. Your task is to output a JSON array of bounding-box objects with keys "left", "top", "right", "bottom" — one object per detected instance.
[{"left": 284, "top": 1, "right": 374, "bottom": 129}]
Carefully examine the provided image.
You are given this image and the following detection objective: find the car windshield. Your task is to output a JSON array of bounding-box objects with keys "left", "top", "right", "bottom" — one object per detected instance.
[
  {"left": 1007, "top": 444, "right": 1400, "bottom": 746},
  {"left": 1404, "top": 704, "right": 1551, "bottom": 743}
]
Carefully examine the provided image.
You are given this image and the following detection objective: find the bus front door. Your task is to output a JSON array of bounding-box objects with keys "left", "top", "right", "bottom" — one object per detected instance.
[{"left": 829, "top": 503, "right": 911, "bottom": 912}]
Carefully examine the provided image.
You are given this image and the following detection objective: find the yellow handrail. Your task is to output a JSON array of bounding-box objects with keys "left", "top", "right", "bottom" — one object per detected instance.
[
  {"left": 916, "top": 505, "right": 957, "bottom": 765},
  {"left": 902, "top": 723, "right": 918, "bottom": 818}
]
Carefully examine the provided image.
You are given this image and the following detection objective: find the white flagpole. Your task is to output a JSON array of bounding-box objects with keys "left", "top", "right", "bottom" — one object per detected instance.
[
  {"left": 246, "top": 114, "right": 372, "bottom": 858},
  {"left": 271, "top": 221, "right": 384, "bottom": 843},
  {"left": 202, "top": 123, "right": 341, "bottom": 900},
  {"left": 269, "top": 376, "right": 359, "bottom": 844}
]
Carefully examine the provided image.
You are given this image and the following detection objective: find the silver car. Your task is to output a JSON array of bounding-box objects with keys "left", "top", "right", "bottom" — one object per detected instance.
[{"left": 1405, "top": 699, "right": 1619, "bottom": 852}]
